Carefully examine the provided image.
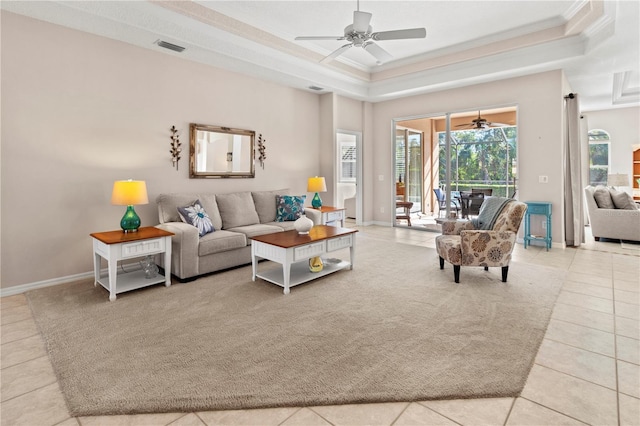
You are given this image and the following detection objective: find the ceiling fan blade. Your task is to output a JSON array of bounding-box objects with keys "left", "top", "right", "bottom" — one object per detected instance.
[
  {"left": 372, "top": 28, "right": 426, "bottom": 41},
  {"left": 455, "top": 123, "right": 473, "bottom": 128},
  {"left": 320, "top": 44, "right": 353, "bottom": 63},
  {"left": 353, "top": 11, "right": 372, "bottom": 33},
  {"left": 295, "top": 36, "right": 346, "bottom": 41},
  {"left": 363, "top": 42, "right": 393, "bottom": 64},
  {"left": 488, "top": 122, "right": 512, "bottom": 127}
]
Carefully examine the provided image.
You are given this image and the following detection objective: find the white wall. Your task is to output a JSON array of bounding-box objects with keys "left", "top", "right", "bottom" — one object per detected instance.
[
  {"left": 370, "top": 71, "right": 566, "bottom": 241},
  {"left": 1, "top": 12, "right": 321, "bottom": 289}
]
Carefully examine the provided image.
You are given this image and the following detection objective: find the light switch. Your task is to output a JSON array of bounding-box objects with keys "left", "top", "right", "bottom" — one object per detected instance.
[{"left": 539, "top": 176, "right": 549, "bottom": 183}]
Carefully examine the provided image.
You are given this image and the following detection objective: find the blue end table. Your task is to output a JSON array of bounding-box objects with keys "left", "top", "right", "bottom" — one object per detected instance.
[{"left": 524, "top": 202, "right": 552, "bottom": 250}]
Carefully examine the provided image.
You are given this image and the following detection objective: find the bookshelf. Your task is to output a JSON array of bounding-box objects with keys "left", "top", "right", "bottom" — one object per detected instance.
[{"left": 634, "top": 148, "right": 640, "bottom": 201}]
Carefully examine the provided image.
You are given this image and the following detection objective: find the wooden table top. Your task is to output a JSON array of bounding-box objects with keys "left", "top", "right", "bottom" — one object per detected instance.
[
  {"left": 90, "top": 227, "right": 174, "bottom": 245},
  {"left": 307, "top": 206, "right": 345, "bottom": 213},
  {"left": 250, "top": 225, "right": 357, "bottom": 249}
]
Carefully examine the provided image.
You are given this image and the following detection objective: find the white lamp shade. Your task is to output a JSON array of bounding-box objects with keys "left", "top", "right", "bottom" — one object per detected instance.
[
  {"left": 607, "top": 173, "right": 629, "bottom": 187},
  {"left": 307, "top": 176, "right": 327, "bottom": 192},
  {"left": 111, "top": 180, "right": 149, "bottom": 205}
]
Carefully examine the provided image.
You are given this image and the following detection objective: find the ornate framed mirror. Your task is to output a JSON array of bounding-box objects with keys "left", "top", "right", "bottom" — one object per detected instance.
[{"left": 189, "top": 124, "right": 255, "bottom": 178}]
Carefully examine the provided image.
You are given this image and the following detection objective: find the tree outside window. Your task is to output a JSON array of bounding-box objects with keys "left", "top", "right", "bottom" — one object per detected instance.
[{"left": 438, "top": 127, "right": 517, "bottom": 197}]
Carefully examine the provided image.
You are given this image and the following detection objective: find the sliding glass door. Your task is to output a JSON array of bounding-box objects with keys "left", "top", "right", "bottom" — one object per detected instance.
[{"left": 395, "top": 127, "right": 423, "bottom": 213}]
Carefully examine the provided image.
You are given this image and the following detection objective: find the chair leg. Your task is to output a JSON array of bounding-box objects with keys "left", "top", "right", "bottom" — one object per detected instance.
[
  {"left": 453, "top": 265, "right": 460, "bottom": 283},
  {"left": 484, "top": 266, "right": 489, "bottom": 271},
  {"left": 502, "top": 266, "right": 509, "bottom": 282},
  {"left": 439, "top": 256, "right": 444, "bottom": 269}
]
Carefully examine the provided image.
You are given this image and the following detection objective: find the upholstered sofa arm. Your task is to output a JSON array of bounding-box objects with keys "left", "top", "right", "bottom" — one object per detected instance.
[
  {"left": 155, "top": 222, "right": 199, "bottom": 279},
  {"left": 441, "top": 219, "right": 475, "bottom": 235},
  {"left": 304, "top": 209, "right": 322, "bottom": 226},
  {"left": 460, "top": 230, "right": 517, "bottom": 267}
]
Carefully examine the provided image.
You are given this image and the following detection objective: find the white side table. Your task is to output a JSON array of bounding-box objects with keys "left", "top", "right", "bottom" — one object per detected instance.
[
  {"left": 91, "top": 227, "right": 174, "bottom": 301},
  {"left": 308, "top": 206, "right": 346, "bottom": 227}
]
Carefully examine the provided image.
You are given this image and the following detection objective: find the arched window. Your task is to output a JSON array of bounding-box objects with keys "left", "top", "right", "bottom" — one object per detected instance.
[{"left": 588, "top": 129, "right": 610, "bottom": 186}]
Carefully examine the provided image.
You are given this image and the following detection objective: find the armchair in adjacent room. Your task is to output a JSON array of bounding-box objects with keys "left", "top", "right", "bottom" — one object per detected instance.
[{"left": 435, "top": 199, "right": 527, "bottom": 283}]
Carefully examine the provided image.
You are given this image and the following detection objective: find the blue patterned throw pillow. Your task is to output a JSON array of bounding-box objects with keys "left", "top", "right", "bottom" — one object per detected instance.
[
  {"left": 177, "top": 200, "right": 214, "bottom": 237},
  {"left": 276, "top": 195, "right": 306, "bottom": 221}
]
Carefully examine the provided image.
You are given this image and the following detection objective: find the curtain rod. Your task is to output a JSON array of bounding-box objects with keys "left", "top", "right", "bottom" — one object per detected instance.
[{"left": 564, "top": 93, "right": 575, "bottom": 99}]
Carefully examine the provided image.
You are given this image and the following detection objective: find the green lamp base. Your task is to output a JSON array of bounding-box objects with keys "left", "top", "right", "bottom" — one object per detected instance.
[
  {"left": 311, "top": 192, "right": 322, "bottom": 209},
  {"left": 120, "top": 205, "right": 141, "bottom": 233}
]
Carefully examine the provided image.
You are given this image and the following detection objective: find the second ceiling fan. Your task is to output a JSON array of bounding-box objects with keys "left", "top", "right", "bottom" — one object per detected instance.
[
  {"left": 455, "top": 111, "right": 512, "bottom": 130},
  {"left": 295, "top": 1, "right": 426, "bottom": 65}
]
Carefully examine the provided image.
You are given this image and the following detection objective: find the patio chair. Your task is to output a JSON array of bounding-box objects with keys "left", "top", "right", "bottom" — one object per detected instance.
[
  {"left": 460, "top": 191, "right": 485, "bottom": 218},
  {"left": 435, "top": 199, "right": 527, "bottom": 283},
  {"left": 434, "top": 188, "right": 461, "bottom": 218}
]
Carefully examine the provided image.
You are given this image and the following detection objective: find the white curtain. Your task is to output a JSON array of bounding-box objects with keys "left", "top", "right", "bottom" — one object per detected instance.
[{"left": 564, "top": 94, "right": 585, "bottom": 246}]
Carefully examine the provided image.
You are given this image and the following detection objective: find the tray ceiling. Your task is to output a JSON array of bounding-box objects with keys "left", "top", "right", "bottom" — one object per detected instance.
[{"left": 2, "top": 0, "right": 638, "bottom": 111}]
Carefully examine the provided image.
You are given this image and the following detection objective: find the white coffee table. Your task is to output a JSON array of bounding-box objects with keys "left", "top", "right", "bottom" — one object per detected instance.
[{"left": 250, "top": 225, "right": 357, "bottom": 294}]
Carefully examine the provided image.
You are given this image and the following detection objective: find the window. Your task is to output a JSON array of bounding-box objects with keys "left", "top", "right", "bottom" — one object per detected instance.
[
  {"left": 437, "top": 127, "right": 517, "bottom": 197},
  {"left": 588, "top": 129, "right": 610, "bottom": 186},
  {"left": 339, "top": 141, "right": 356, "bottom": 182}
]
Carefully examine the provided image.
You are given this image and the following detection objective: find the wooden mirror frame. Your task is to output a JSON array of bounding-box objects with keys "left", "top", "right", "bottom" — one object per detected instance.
[{"left": 189, "top": 124, "right": 255, "bottom": 178}]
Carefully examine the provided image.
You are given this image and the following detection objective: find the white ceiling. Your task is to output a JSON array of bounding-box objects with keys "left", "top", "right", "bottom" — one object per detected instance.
[{"left": 2, "top": 0, "right": 639, "bottom": 111}]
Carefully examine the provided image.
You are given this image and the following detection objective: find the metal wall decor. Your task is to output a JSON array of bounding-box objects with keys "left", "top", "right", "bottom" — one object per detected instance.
[
  {"left": 170, "top": 125, "right": 182, "bottom": 170},
  {"left": 257, "top": 134, "right": 266, "bottom": 169}
]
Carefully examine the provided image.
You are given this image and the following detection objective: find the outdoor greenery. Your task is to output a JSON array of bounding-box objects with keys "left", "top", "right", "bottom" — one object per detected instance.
[
  {"left": 587, "top": 129, "right": 610, "bottom": 186},
  {"left": 438, "top": 127, "right": 518, "bottom": 197}
]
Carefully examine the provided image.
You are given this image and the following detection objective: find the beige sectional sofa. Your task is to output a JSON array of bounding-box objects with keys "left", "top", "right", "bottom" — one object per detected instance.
[
  {"left": 584, "top": 185, "right": 640, "bottom": 242},
  {"left": 155, "top": 190, "right": 320, "bottom": 280}
]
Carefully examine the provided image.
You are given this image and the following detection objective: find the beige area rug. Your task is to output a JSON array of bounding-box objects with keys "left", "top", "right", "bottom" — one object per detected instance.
[{"left": 26, "top": 236, "right": 565, "bottom": 416}]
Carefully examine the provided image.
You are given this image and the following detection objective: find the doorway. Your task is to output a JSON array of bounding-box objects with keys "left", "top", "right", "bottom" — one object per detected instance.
[{"left": 336, "top": 130, "right": 362, "bottom": 225}]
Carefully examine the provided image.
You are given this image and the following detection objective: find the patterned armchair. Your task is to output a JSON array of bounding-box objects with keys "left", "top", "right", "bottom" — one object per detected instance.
[{"left": 435, "top": 201, "right": 527, "bottom": 283}]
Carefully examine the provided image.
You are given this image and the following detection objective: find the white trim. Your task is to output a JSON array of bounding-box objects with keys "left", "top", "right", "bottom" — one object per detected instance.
[{"left": 1, "top": 271, "right": 95, "bottom": 297}]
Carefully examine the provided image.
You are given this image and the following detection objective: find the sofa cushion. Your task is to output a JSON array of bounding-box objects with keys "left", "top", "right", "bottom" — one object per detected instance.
[
  {"left": 610, "top": 189, "right": 638, "bottom": 210},
  {"left": 156, "top": 194, "right": 200, "bottom": 223},
  {"left": 252, "top": 189, "right": 289, "bottom": 223},
  {"left": 198, "top": 230, "right": 247, "bottom": 257},
  {"left": 216, "top": 192, "right": 260, "bottom": 229},
  {"left": 267, "top": 221, "right": 297, "bottom": 231},
  {"left": 276, "top": 195, "right": 306, "bottom": 221},
  {"left": 593, "top": 186, "right": 615, "bottom": 209},
  {"left": 197, "top": 194, "right": 223, "bottom": 231},
  {"left": 177, "top": 200, "right": 214, "bottom": 237},
  {"left": 227, "top": 224, "right": 284, "bottom": 241}
]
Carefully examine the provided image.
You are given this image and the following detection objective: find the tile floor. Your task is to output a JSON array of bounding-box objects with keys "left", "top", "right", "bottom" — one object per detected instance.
[{"left": 1, "top": 225, "right": 639, "bottom": 426}]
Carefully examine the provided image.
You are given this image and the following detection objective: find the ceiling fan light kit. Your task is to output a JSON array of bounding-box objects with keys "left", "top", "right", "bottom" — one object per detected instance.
[{"left": 295, "top": 2, "right": 426, "bottom": 65}]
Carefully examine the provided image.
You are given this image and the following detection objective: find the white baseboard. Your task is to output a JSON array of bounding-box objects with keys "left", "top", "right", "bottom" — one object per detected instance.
[{"left": 1, "top": 271, "right": 95, "bottom": 297}]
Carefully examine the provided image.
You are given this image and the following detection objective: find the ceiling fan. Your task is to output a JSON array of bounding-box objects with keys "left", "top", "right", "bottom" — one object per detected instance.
[
  {"left": 294, "top": 1, "right": 426, "bottom": 65},
  {"left": 455, "top": 111, "right": 512, "bottom": 130}
]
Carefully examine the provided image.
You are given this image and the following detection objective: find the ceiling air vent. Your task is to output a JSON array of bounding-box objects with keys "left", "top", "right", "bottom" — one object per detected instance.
[
  {"left": 156, "top": 40, "right": 186, "bottom": 53},
  {"left": 308, "top": 85, "right": 324, "bottom": 91}
]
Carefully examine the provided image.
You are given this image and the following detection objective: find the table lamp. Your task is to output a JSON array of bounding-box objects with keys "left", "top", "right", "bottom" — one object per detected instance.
[
  {"left": 111, "top": 180, "right": 149, "bottom": 232},
  {"left": 307, "top": 176, "right": 327, "bottom": 209},
  {"left": 607, "top": 173, "right": 629, "bottom": 189}
]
